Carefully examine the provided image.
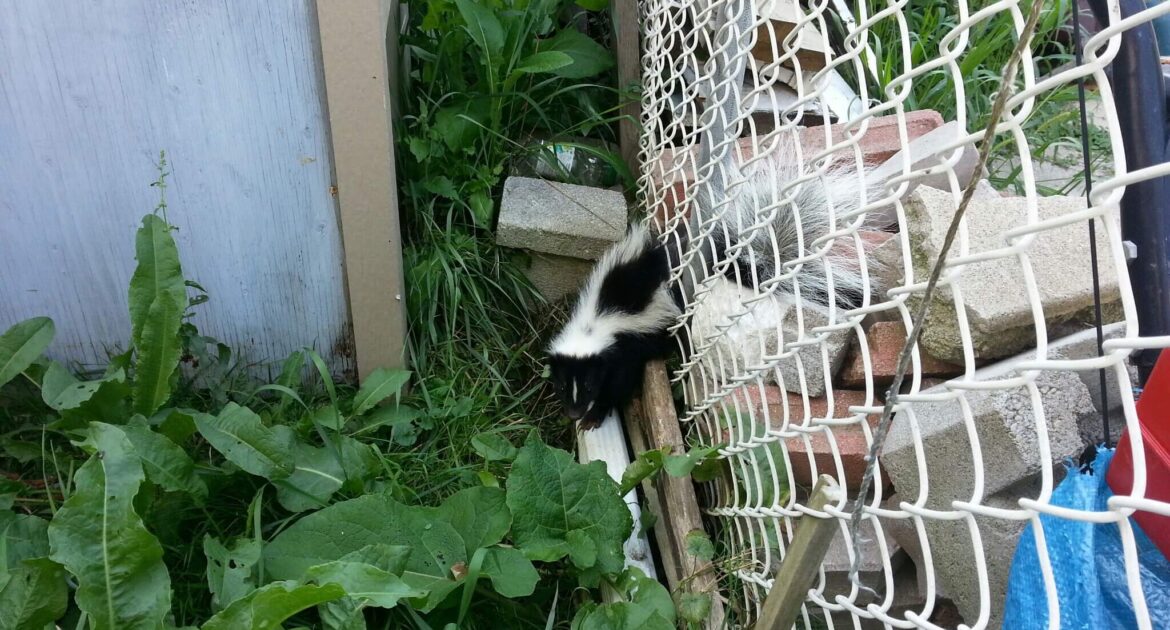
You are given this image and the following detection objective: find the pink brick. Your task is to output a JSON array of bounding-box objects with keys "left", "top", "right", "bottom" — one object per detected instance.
[
  {"left": 839, "top": 320, "right": 962, "bottom": 389},
  {"left": 724, "top": 385, "right": 889, "bottom": 488}
]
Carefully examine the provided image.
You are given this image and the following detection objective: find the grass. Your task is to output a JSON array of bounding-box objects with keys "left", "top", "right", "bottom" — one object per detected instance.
[{"left": 841, "top": 0, "right": 1107, "bottom": 194}]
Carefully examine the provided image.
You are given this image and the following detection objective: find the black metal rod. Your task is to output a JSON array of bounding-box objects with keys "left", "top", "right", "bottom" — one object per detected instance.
[{"left": 1084, "top": 0, "right": 1170, "bottom": 385}]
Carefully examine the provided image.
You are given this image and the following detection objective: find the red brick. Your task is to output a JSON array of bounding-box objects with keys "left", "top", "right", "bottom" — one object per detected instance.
[
  {"left": 799, "top": 110, "right": 944, "bottom": 166},
  {"left": 723, "top": 384, "right": 889, "bottom": 489},
  {"left": 649, "top": 111, "right": 944, "bottom": 228},
  {"left": 839, "top": 320, "right": 962, "bottom": 389}
]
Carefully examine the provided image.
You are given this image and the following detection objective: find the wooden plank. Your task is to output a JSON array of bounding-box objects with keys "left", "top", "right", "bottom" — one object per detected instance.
[
  {"left": 635, "top": 361, "right": 726, "bottom": 627},
  {"left": 611, "top": 0, "right": 642, "bottom": 173},
  {"left": 624, "top": 394, "right": 684, "bottom": 589},
  {"left": 315, "top": 0, "right": 408, "bottom": 379},
  {"left": 577, "top": 410, "right": 658, "bottom": 582},
  {"left": 0, "top": 1, "right": 352, "bottom": 378},
  {"left": 751, "top": 0, "right": 829, "bottom": 72},
  {"left": 755, "top": 475, "right": 842, "bottom": 629}
]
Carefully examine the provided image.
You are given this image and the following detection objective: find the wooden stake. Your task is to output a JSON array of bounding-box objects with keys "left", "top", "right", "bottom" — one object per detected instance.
[{"left": 756, "top": 475, "right": 843, "bottom": 629}]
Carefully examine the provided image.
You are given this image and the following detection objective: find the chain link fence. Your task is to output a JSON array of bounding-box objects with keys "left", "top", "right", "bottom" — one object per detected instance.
[{"left": 637, "top": 0, "right": 1170, "bottom": 626}]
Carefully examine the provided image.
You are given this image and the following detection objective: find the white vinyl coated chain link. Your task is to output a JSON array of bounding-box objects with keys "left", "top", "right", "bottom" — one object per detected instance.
[{"left": 636, "top": 0, "right": 1170, "bottom": 627}]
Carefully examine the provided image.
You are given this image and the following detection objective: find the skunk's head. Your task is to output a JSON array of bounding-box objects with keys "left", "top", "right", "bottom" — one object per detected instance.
[{"left": 547, "top": 354, "right": 607, "bottom": 423}]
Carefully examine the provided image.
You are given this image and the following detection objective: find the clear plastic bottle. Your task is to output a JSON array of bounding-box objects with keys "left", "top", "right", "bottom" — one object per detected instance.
[{"left": 511, "top": 138, "right": 619, "bottom": 188}]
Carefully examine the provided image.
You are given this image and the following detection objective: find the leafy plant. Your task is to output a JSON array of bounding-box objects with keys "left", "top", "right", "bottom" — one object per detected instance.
[
  {"left": 0, "top": 178, "right": 702, "bottom": 627},
  {"left": 396, "top": 0, "right": 630, "bottom": 402},
  {"left": 847, "top": 0, "right": 1108, "bottom": 193}
]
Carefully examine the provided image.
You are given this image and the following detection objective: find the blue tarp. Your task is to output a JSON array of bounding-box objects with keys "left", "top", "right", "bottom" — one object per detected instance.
[{"left": 1002, "top": 448, "right": 1170, "bottom": 629}]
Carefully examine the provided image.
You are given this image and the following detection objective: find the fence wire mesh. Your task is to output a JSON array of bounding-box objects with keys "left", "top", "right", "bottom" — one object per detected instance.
[{"left": 636, "top": 0, "right": 1170, "bottom": 627}]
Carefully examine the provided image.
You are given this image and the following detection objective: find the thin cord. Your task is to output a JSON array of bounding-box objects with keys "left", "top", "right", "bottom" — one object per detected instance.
[
  {"left": 1072, "top": 0, "right": 1112, "bottom": 449},
  {"left": 846, "top": 0, "right": 1048, "bottom": 592}
]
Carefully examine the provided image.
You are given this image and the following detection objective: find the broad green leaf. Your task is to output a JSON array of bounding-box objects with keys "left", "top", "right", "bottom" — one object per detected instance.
[
  {"left": 276, "top": 350, "right": 306, "bottom": 390},
  {"left": 542, "top": 29, "right": 614, "bottom": 79},
  {"left": 470, "top": 432, "right": 518, "bottom": 462},
  {"left": 312, "top": 404, "right": 344, "bottom": 431},
  {"left": 676, "top": 591, "right": 713, "bottom": 625},
  {"left": 1, "top": 514, "right": 49, "bottom": 570},
  {"left": 619, "top": 448, "right": 668, "bottom": 495},
  {"left": 571, "top": 604, "right": 674, "bottom": 630},
  {"left": 158, "top": 408, "right": 199, "bottom": 444},
  {"left": 454, "top": 0, "right": 504, "bottom": 58},
  {"left": 436, "top": 486, "right": 511, "bottom": 558},
  {"left": 319, "top": 598, "right": 366, "bottom": 630},
  {"left": 513, "top": 51, "right": 574, "bottom": 75},
  {"left": 196, "top": 403, "right": 295, "bottom": 480},
  {"left": 565, "top": 530, "right": 597, "bottom": 569},
  {"left": 468, "top": 191, "right": 494, "bottom": 228},
  {"left": 123, "top": 418, "right": 208, "bottom": 500},
  {"left": 351, "top": 368, "right": 410, "bottom": 417},
  {"left": 664, "top": 445, "right": 720, "bottom": 478},
  {"left": 203, "top": 536, "right": 260, "bottom": 612},
  {"left": 506, "top": 433, "right": 631, "bottom": 575},
  {"left": 0, "top": 317, "right": 54, "bottom": 389},
  {"left": 0, "top": 558, "right": 68, "bottom": 630},
  {"left": 479, "top": 547, "right": 538, "bottom": 598},
  {"left": 276, "top": 435, "right": 380, "bottom": 510},
  {"left": 265, "top": 494, "right": 465, "bottom": 612},
  {"left": 339, "top": 544, "right": 412, "bottom": 576},
  {"left": 574, "top": 0, "right": 609, "bottom": 9},
  {"left": 305, "top": 560, "right": 425, "bottom": 608},
  {"left": 41, "top": 362, "right": 130, "bottom": 425},
  {"left": 433, "top": 100, "right": 489, "bottom": 152},
  {"left": 40, "top": 360, "right": 79, "bottom": 408},
  {"left": 617, "top": 567, "right": 675, "bottom": 621},
  {"left": 571, "top": 568, "right": 675, "bottom": 629},
  {"left": 353, "top": 404, "right": 422, "bottom": 436},
  {"left": 201, "top": 581, "right": 344, "bottom": 630},
  {"left": 47, "top": 422, "right": 171, "bottom": 629},
  {"left": 684, "top": 529, "right": 715, "bottom": 562},
  {"left": 129, "top": 214, "right": 186, "bottom": 416},
  {"left": 275, "top": 441, "right": 346, "bottom": 513},
  {"left": 423, "top": 176, "right": 459, "bottom": 200}
]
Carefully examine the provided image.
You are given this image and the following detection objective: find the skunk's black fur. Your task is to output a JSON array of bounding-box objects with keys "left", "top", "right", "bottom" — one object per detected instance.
[{"left": 547, "top": 224, "right": 680, "bottom": 429}]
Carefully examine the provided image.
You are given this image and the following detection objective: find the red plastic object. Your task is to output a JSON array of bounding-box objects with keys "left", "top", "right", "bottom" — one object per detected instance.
[{"left": 1107, "top": 349, "right": 1170, "bottom": 560}]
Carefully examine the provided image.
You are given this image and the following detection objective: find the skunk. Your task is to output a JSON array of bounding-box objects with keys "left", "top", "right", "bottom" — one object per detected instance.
[
  {"left": 693, "top": 148, "right": 885, "bottom": 312},
  {"left": 547, "top": 223, "right": 681, "bottom": 429},
  {"left": 548, "top": 150, "right": 887, "bottom": 429}
]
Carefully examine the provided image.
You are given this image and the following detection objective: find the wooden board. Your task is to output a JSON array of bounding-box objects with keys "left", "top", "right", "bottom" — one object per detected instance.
[
  {"left": 316, "top": 0, "right": 409, "bottom": 378},
  {"left": 626, "top": 361, "right": 727, "bottom": 627},
  {"left": 751, "top": 0, "right": 830, "bottom": 72}
]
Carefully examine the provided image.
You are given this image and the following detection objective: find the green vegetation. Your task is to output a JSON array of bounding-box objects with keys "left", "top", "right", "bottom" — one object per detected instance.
[
  {"left": 848, "top": 0, "right": 1109, "bottom": 194},
  {"left": 0, "top": 176, "right": 710, "bottom": 627}
]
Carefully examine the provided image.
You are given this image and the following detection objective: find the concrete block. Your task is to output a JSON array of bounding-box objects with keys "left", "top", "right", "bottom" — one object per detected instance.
[
  {"left": 881, "top": 333, "right": 1100, "bottom": 504},
  {"left": 916, "top": 492, "right": 1028, "bottom": 630},
  {"left": 497, "top": 176, "right": 626, "bottom": 260},
  {"left": 731, "top": 384, "right": 886, "bottom": 488},
  {"left": 880, "top": 495, "right": 934, "bottom": 600},
  {"left": 868, "top": 121, "right": 980, "bottom": 226},
  {"left": 690, "top": 277, "right": 852, "bottom": 397},
  {"left": 839, "top": 320, "right": 963, "bottom": 389},
  {"left": 820, "top": 518, "right": 905, "bottom": 598},
  {"left": 1044, "top": 323, "right": 1136, "bottom": 446},
  {"left": 523, "top": 252, "right": 595, "bottom": 302},
  {"left": 897, "top": 185, "right": 1120, "bottom": 362}
]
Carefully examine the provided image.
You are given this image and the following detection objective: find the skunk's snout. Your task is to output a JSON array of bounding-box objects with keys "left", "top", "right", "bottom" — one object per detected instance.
[{"left": 564, "top": 405, "right": 585, "bottom": 420}]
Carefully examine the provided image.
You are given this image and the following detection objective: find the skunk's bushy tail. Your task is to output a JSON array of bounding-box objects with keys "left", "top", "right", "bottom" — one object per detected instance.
[{"left": 692, "top": 144, "right": 887, "bottom": 311}]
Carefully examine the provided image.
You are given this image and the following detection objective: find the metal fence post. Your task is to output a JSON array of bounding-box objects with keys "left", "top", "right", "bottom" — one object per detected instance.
[{"left": 1085, "top": 0, "right": 1170, "bottom": 384}]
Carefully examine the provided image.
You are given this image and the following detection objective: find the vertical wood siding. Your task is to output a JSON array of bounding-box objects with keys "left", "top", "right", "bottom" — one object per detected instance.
[{"left": 0, "top": 1, "right": 353, "bottom": 377}]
